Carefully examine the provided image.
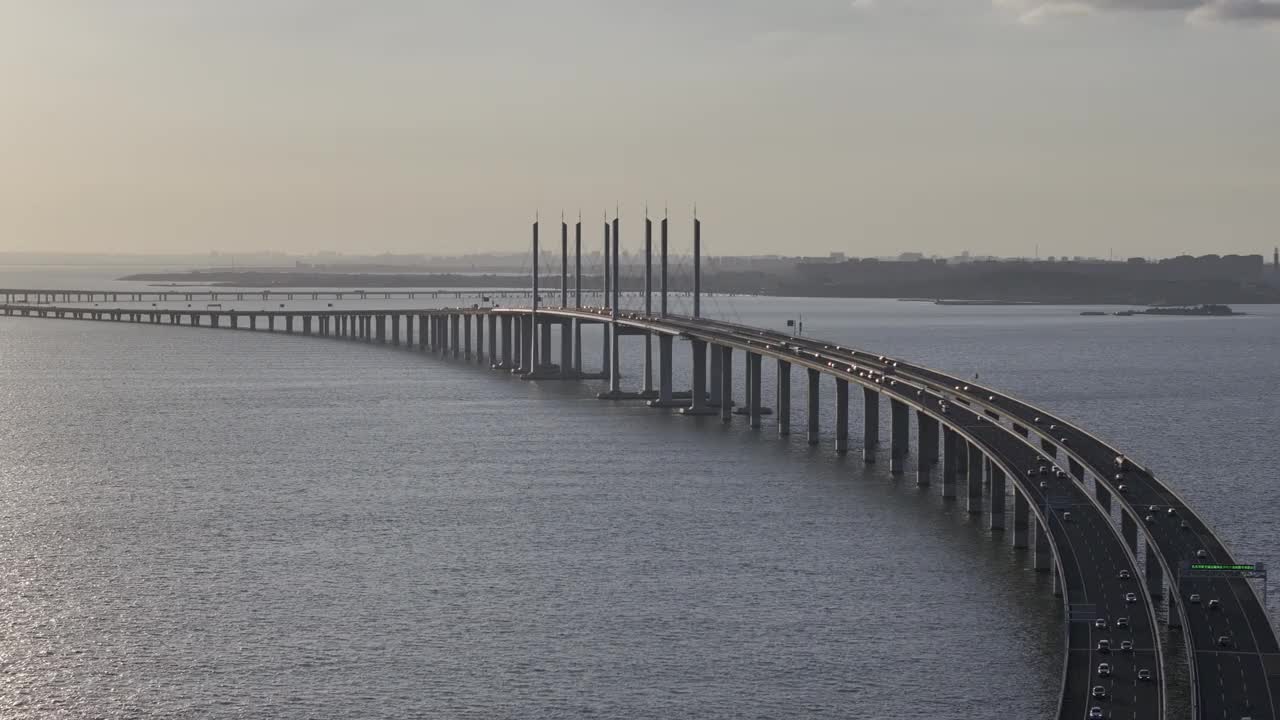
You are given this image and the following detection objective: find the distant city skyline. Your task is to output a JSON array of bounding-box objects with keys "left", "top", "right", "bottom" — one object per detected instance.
[{"left": 1, "top": 2, "right": 1277, "bottom": 259}]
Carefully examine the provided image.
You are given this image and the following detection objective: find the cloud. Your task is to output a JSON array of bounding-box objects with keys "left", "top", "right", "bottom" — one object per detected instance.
[{"left": 996, "top": 0, "right": 1280, "bottom": 24}]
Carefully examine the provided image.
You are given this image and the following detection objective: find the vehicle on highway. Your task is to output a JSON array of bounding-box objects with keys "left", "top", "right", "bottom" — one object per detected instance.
[
  {"left": 1218, "top": 635, "right": 1233, "bottom": 648},
  {"left": 1117, "top": 484, "right": 1127, "bottom": 493},
  {"left": 1063, "top": 511, "right": 1072, "bottom": 522},
  {"left": 1098, "top": 662, "right": 1111, "bottom": 677},
  {"left": 1117, "top": 569, "right": 1131, "bottom": 580},
  {"left": 1039, "top": 481, "right": 1049, "bottom": 489},
  {"left": 1094, "top": 618, "right": 1107, "bottom": 629},
  {"left": 1092, "top": 685, "right": 1107, "bottom": 699},
  {"left": 1125, "top": 593, "right": 1138, "bottom": 603},
  {"left": 1088, "top": 708, "right": 1104, "bottom": 720},
  {"left": 1097, "top": 639, "right": 1111, "bottom": 654},
  {"left": 1120, "top": 640, "right": 1133, "bottom": 652},
  {"left": 1138, "top": 668, "right": 1152, "bottom": 681},
  {"left": 1180, "top": 521, "right": 1189, "bottom": 530},
  {"left": 1166, "top": 507, "right": 1176, "bottom": 516},
  {"left": 1208, "top": 599, "right": 1221, "bottom": 610},
  {"left": 1116, "top": 617, "right": 1129, "bottom": 629},
  {"left": 1190, "top": 594, "right": 1202, "bottom": 604},
  {"left": 1144, "top": 514, "right": 1155, "bottom": 524},
  {"left": 1196, "top": 549, "right": 1208, "bottom": 559}
]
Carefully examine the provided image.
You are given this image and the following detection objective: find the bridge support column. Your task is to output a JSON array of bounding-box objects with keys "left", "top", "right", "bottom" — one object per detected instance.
[
  {"left": 863, "top": 387, "right": 879, "bottom": 463},
  {"left": 966, "top": 447, "right": 983, "bottom": 513},
  {"left": 521, "top": 316, "right": 534, "bottom": 372},
  {"left": 500, "top": 316, "right": 513, "bottom": 368},
  {"left": 559, "top": 319, "right": 572, "bottom": 377},
  {"left": 285, "top": 316, "right": 293, "bottom": 334},
  {"left": 1145, "top": 541, "right": 1163, "bottom": 599},
  {"left": 923, "top": 413, "right": 939, "bottom": 467},
  {"left": 680, "top": 339, "right": 715, "bottom": 416},
  {"left": 806, "top": 369, "right": 820, "bottom": 444},
  {"left": 391, "top": 314, "right": 400, "bottom": 345},
  {"left": 572, "top": 319, "right": 582, "bottom": 375},
  {"left": 642, "top": 332, "right": 655, "bottom": 396},
  {"left": 941, "top": 426, "right": 958, "bottom": 498},
  {"left": 1094, "top": 483, "right": 1112, "bottom": 513},
  {"left": 890, "top": 398, "right": 909, "bottom": 475},
  {"left": 302, "top": 315, "right": 311, "bottom": 336},
  {"left": 1121, "top": 510, "right": 1138, "bottom": 554},
  {"left": 403, "top": 314, "right": 413, "bottom": 348},
  {"left": 487, "top": 315, "right": 497, "bottom": 363},
  {"left": 376, "top": 315, "right": 386, "bottom": 344},
  {"left": 453, "top": 315, "right": 463, "bottom": 359},
  {"left": 607, "top": 322, "right": 621, "bottom": 392},
  {"left": 916, "top": 410, "right": 936, "bottom": 486},
  {"left": 538, "top": 318, "right": 550, "bottom": 367},
  {"left": 1011, "top": 491, "right": 1029, "bottom": 548},
  {"left": 708, "top": 342, "right": 722, "bottom": 408},
  {"left": 719, "top": 345, "right": 734, "bottom": 422},
  {"left": 1033, "top": 518, "right": 1052, "bottom": 572},
  {"left": 835, "top": 378, "right": 849, "bottom": 454},
  {"left": 776, "top": 360, "right": 790, "bottom": 436},
  {"left": 651, "top": 334, "right": 674, "bottom": 407},
  {"left": 418, "top": 315, "right": 428, "bottom": 350},
  {"left": 747, "top": 353, "right": 762, "bottom": 429},
  {"left": 466, "top": 315, "right": 475, "bottom": 361},
  {"left": 989, "top": 466, "right": 1006, "bottom": 531},
  {"left": 1067, "top": 457, "right": 1085, "bottom": 482}
]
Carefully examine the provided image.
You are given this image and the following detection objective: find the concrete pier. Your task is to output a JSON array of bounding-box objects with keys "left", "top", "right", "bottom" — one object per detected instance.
[
  {"left": 719, "top": 345, "right": 733, "bottom": 422},
  {"left": 863, "top": 387, "right": 879, "bottom": 463},
  {"left": 1145, "top": 540, "right": 1163, "bottom": 598},
  {"left": 680, "top": 339, "right": 716, "bottom": 416},
  {"left": 1034, "top": 518, "right": 1053, "bottom": 571},
  {"left": 559, "top": 319, "right": 572, "bottom": 377},
  {"left": 890, "top": 398, "right": 909, "bottom": 475},
  {"left": 806, "top": 369, "right": 820, "bottom": 444},
  {"left": 967, "top": 443, "right": 984, "bottom": 513},
  {"left": 989, "top": 466, "right": 1007, "bottom": 530},
  {"left": 538, "top": 319, "right": 550, "bottom": 367},
  {"left": 377, "top": 315, "right": 387, "bottom": 344},
  {"left": 500, "top": 315, "right": 513, "bottom": 368},
  {"left": 747, "top": 353, "right": 762, "bottom": 429},
  {"left": 487, "top": 314, "right": 497, "bottom": 364},
  {"left": 1012, "top": 491, "right": 1030, "bottom": 548},
  {"left": 776, "top": 360, "right": 790, "bottom": 436},
  {"left": 650, "top": 334, "right": 675, "bottom": 407},
  {"left": 390, "top": 314, "right": 400, "bottom": 345},
  {"left": 708, "top": 342, "right": 722, "bottom": 408},
  {"left": 466, "top": 315, "right": 475, "bottom": 360},
  {"left": 941, "top": 426, "right": 958, "bottom": 498},
  {"left": 1121, "top": 510, "right": 1139, "bottom": 554},
  {"left": 916, "top": 410, "right": 935, "bottom": 486},
  {"left": 919, "top": 413, "right": 939, "bottom": 468},
  {"left": 835, "top": 378, "right": 849, "bottom": 454},
  {"left": 1095, "top": 483, "right": 1112, "bottom": 512},
  {"left": 1068, "top": 457, "right": 1085, "bottom": 482},
  {"left": 521, "top": 316, "right": 534, "bottom": 372}
]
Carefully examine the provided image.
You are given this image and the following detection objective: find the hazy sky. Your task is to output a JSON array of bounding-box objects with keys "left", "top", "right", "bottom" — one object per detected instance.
[{"left": 1, "top": 1, "right": 1277, "bottom": 259}]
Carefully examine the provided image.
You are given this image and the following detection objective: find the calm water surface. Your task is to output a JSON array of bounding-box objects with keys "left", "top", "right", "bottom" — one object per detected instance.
[{"left": 2, "top": 269, "right": 1276, "bottom": 719}]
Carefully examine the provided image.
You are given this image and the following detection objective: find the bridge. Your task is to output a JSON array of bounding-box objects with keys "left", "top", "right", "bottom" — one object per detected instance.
[{"left": 3, "top": 221, "right": 1275, "bottom": 720}]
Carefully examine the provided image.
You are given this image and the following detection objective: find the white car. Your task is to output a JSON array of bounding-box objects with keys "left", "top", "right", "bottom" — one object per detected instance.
[{"left": 1098, "top": 662, "right": 1111, "bottom": 677}]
